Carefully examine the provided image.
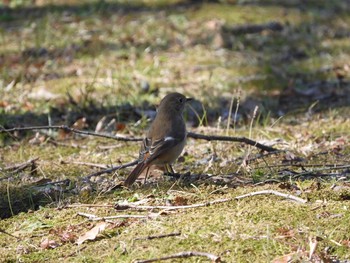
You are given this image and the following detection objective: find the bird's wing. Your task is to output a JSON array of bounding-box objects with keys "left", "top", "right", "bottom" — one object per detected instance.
[{"left": 144, "top": 136, "right": 181, "bottom": 164}]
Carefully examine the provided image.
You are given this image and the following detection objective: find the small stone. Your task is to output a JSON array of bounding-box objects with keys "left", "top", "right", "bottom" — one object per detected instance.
[{"left": 140, "top": 80, "right": 150, "bottom": 93}]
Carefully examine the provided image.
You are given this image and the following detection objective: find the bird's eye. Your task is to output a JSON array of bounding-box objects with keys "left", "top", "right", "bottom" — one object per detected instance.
[{"left": 179, "top": 98, "right": 184, "bottom": 103}]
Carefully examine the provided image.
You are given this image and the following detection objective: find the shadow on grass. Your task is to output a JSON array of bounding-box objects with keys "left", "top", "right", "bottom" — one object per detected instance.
[
  {"left": 1, "top": 2, "right": 350, "bottom": 219},
  {"left": 0, "top": 180, "right": 70, "bottom": 219}
]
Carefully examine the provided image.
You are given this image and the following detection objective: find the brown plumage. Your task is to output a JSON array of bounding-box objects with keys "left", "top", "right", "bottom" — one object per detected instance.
[{"left": 124, "top": 92, "right": 192, "bottom": 187}]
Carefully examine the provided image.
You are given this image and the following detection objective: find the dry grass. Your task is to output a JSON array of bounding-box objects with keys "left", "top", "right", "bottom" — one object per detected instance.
[{"left": 0, "top": 0, "right": 350, "bottom": 262}]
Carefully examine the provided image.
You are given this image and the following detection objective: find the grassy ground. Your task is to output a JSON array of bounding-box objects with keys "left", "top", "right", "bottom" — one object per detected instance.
[{"left": 0, "top": 0, "right": 350, "bottom": 262}]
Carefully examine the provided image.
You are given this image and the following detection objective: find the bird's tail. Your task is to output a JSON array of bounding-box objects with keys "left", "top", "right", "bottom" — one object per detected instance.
[{"left": 124, "top": 162, "right": 148, "bottom": 187}]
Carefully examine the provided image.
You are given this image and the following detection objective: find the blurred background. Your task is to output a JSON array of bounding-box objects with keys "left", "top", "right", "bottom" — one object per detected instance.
[{"left": 1, "top": 0, "right": 349, "bottom": 131}]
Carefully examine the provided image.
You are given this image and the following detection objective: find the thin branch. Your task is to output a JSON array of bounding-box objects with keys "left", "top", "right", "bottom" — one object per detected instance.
[
  {"left": 67, "top": 204, "right": 114, "bottom": 208},
  {"left": 293, "top": 165, "right": 350, "bottom": 178},
  {"left": 187, "top": 132, "right": 278, "bottom": 152},
  {"left": 0, "top": 228, "right": 21, "bottom": 240},
  {"left": 234, "top": 190, "right": 307, "bottom": 204},
  {"left": 115, "top": 198, "right": 232, "bottom": 211},
  {"left": 0, "top": 125, "right": 143, "bottom": 142},
  {"left": 82, "top": 160, "right": 138, "bottom": 181},
  {"left": 0, "top": 157, "right": 39, "bottom": 172},
  {"left": 77, "top": 212, "right": 151, "bottom": 221},
  {"left": 60, "top": 160, "right": 109, "bottom": 169},
  {"left": 255, "top": 163, "right": 350, "bottom": 169},
  {"left": 1, "top": 126, "right": 278, "bottom": 152},
  {"left": 115, "top": 189, "right": 307, "bottom": 212},
  {"left": 135, "top": 251, "right": 221, "bottom": 263},
  {"left": 134, "top": 232, "right": 181, "bottom": 241},
  {"left": 0, "top": 157, "right": 39, "bottom": 181}
]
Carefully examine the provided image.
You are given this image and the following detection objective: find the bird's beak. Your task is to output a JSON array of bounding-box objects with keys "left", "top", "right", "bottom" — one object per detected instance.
[{"left": 186, "top": 98, "right": 193, "bottom": 103}]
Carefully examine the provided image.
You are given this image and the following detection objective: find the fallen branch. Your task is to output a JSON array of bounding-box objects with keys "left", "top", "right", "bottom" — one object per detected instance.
[
  {"left": 187, "top": 132, "right": 278, "bottom": 152},
  {"left": 67, "top": 204, "right": 114, "bottom": 208},
  {"left": 0, "top": 125, "right": 143, "bottom": 142},
  {"left": 82, "top": 160, "right": 138, "bottom": 181},
  {"left": 0, "top": 228, "right": 21, "bottom": 240},
  {"left": 234, "top": 190, "right": 307, "bottom": 204},
  {"left": 135, "top": 251, "right": 221, "bottom": 263},
  {"left": 77, "top": 212, "right": 151, "bottom": 221},
  {"left": 115, "top": 190, "right": 307, "bottom": 212},
  {"left": 0, "top": 157, "right": 39, "bottom": 172},
  {"left": 60, "top": 160, "right": 109, "bottom": 169},
  {"left": 293, "top": 165, "right": 350, "bottom": 178},
  {"left": 115, "top": 198, "right": 232, "bottom": 211},
  {"left": 134, "top": 232, "right": 181, "bottom": 241},
  {"left": 0, "top": 157, "right": 39, "bottom": 181},
  {"left": 1, "top": 126, "right": 278, "bottom": 152}
]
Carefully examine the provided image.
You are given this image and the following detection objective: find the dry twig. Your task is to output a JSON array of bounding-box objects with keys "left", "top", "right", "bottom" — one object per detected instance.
[
  {"left": 77, "top": 212, "right": 151, "bottom": 221},
  {"left": 0, "top": 157, "right": 39, "bottom": 172},
  {"left": 116, "top": 189, "right": 307, "bottom": 212},
  {"left": 82, "top": 160, "right": 138, "bottom": 181},
  {"left": 1, "top": 125, "right": 278, "bottom": 152},
  {"left": 187, "top": 132, "right": 277, "bottom": 152},
  {"left": 67, "top": 204, "right": 114, "bottom": 208},
  {"left": 0, "top": 125, "right": 142, "bottom": 142},
  {"left": 0, "top": 228, "right": 21, "bottom": 240},
  {"left": 134, "top": 251, "right": 221, "bottom": 263},
  {"left": 115, "top": 198, "right": 232, "bottom": 211},
  {"left": 234, "top": 190, "right": 307, "bottom": 204},
  {"left": 60, "top": 160, "right": 109, "bottom": 169},
  {"left": 134, "top": 232, "right": 181, "bottom": 241}
]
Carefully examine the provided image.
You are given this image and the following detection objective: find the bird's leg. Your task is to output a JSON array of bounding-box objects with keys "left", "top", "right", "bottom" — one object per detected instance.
[
  {"left": 167, "top": 164, "right": 175, "bottom": 174},
  {"left": 143, "top": 166, "right": 150, "bottom": 184},
  {"left": 164, "top": 164, "right": 178, "bottom": 178}
]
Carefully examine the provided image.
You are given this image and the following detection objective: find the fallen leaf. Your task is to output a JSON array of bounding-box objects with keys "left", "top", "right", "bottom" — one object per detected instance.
[
  {"left": 76, "top": 222, "right": 108, "bottom": 245},
  {"left": 72, "top": 117, "right": 87, "bottom": 130},
  {"left": 342, "top": 240, "right": 350, "bottom": 247},
  {"left": 40, "top": 238, "right": 59, "bottom": 249},
  {"left": 116, "top": 122, "right": 126, "bottom": 132},
  {"left": 272, "top": 252, "right": 304, "bottom": 263},
  {"left": 0, "top": 101, "right": 9, "bottom": 108},
  {"left": 173, "top": 196, "right": 188, "bottom": 206},
  {"left": 309, "top": 236, "right": 318, "bottom": 260},
  {"left": 95, "top": 116, "right": 107, "bottom": 133}
]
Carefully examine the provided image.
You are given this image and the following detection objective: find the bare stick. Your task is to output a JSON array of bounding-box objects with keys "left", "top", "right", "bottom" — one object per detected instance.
[
  {"left": 0, "top": 228, "right": 21, "bottom": 240},
  {"left": 116, "top": 190, "right": 307, "bottom": 212},
  {"left": 77, "top": 212, "right": 151, "bottom": 221},
  {"left": 0, "top": 157, "right": 39, "bottom": 172},
  {"left": 67, "top": 204, "right": 114, "bottom": 208},
  {"left": 1, "top": 126, "right": 277, "bottom": 152},
  {"left": 134, "top": 232, "right": 181, "bottom": 241},
  {"left": 0, "top": 125, "right": 143, "bottom": 142},
  {"left": 234, "top": 190, "right": 307, "bottom": 204},
  {"left": 82, "top": 160, "right": 138, "bottom": 181},
  {"left": 293, "top": 165, "right": 350, "bottom": 178},
  {"left": 115, "top": 198, "right": 232, "bottom": 211},
  {"left": 60, "top": 160, "right": 108, "bottom": 169},
  {"left": 135, "top": 251, "right": 221, "bottom": 263},
  {"left": 187, "top": 132, "right": 277, "bottom": 152}
]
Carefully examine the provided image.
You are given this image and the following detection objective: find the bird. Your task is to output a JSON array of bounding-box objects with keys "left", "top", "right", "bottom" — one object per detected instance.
[{"left": 124, "top": 92, "right": 192, "bottom": 187}]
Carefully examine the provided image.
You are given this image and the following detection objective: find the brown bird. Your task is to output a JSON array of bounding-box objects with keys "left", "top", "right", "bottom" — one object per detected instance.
[{"left": 124, "top": 92, "right": 192, "bottom": 187}]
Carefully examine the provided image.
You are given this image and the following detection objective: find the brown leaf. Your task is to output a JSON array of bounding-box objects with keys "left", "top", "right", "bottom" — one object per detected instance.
[
  {"left": 58, "top": 129, "right": 71, "bottom": 140},
  {"left": 275, "top": 227, "right": 295, "bottom": 239},
  {"left": 40, "top": 238, "right": 59, "bottom": 249},
  {"left": 341, "top": 240, "right": 350, "bottom": 247},
  {"left": 76, "top": 222, "right": 108, "bottom": 245},
  {"left": 95, "top": 116, "right": 107, "bottom": 133},
  {"left": 72, "top": 117, "right": 87, "bottom": 130},
  {"left": 173, "top": 196, "right": 188, "bottom": 206},
  {"left": 0, "top": 101, "right": 9, "bottom": 108},
  {"left": 272, "top": 252, "right": 306, "bottom": 263},
  {"left": 116, "top": 122, "right": 126, "bottom": 132}
]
